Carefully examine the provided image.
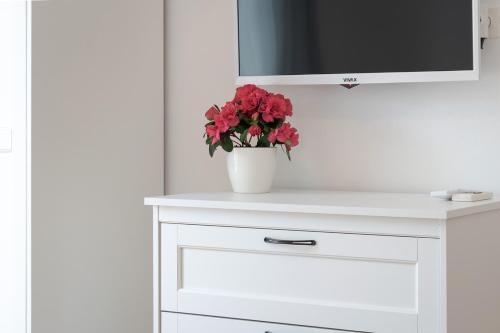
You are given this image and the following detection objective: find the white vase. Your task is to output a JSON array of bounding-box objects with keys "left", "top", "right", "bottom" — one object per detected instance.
[{"left": 226, "top": 147, "right": 277, "bottom": 194}]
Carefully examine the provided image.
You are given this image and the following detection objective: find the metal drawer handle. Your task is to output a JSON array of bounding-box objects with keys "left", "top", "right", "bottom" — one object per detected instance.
[{"left": 264, "top": 237, "right": 317, "bottom": 246}]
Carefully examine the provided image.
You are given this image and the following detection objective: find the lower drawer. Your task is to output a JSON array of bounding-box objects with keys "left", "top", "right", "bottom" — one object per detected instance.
[{"left": 162, "top": 313, "right": 360, "bottom": 333}]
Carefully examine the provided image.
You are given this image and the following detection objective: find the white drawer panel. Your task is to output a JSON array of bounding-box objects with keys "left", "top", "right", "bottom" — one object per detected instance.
[
  {"left": 177, "top": 224, "right": 417, "bottom": 261},
  {"left": 182, "top": 248, "right": 415, "bottom": 309},
  {"left": 161, "top": 224, "right": 419, "bottom": 333},
  {"left": 162, "top": 313, "right": 360, "bottom": 333}
]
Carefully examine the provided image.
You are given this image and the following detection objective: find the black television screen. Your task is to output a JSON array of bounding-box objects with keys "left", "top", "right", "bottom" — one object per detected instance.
[{"left": 237, "top": 0, "right": 478, "bottom": 84}]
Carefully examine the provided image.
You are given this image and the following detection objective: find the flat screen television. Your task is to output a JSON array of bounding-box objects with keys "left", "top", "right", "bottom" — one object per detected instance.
[{"left": 236, "top": 0, "right": 479, "bottom": 85}]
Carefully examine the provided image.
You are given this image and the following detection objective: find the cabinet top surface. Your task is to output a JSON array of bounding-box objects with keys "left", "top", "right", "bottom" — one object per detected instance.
[{"left": 145, "top": 190, "right": 500, "bottom": 219}]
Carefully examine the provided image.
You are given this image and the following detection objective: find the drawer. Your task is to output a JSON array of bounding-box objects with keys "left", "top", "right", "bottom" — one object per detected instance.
[
  {"left": 161, "top": 224, "right": 428, "bottom": 333},
  {"left": 162, "top": 312, "right": 360, "bottom": 333}
]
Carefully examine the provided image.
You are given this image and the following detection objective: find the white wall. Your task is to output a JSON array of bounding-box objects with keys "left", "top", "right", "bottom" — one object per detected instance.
[
  {"left": 32, "top": 0, "right": 163, "bottom": 332},
  {"left": 165, "top": 0, "right": 500, "bottom": 195},
  {"left": 0, "top": 2, "right": 29, "bottom": 333}
]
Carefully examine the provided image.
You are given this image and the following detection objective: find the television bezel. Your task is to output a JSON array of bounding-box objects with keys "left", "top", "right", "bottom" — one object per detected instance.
[{"left": 234, "top": 0, "right": 480, "bottom": 85}]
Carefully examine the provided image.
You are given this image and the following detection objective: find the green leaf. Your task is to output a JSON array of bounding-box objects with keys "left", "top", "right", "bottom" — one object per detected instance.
[
  {"left": 240, "top": 129, "right": 248, "bottom": 144},
  {"left": 234, "top": 124, "right": 247, "bottom": 134},
  {"left": 257, "top": 135, "right": 270, "bottom": 148},
  {"left": 220, "top": 135, "right": 234, "bottom": 152},
  {"left": 209, "top": 143, "right": 218, "bottom": 157},
  {"left": 239, "top": 113, "right": 252, "bottom": 124}
]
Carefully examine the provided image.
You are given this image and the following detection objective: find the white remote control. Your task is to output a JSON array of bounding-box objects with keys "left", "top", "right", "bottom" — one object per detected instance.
[
  {"left": 452, "top": 192, "right": 493, "bottom": 202},
  {"left": 430, "top": 189, "right": 476, "bottom": 200}
]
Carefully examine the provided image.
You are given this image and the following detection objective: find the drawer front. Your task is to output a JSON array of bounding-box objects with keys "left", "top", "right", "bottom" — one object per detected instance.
[
  {"left": 162, "top": 313, "right": 359, "bottom": 333},
  {"left": 161, "top": 224, "right": 422, "bottom": 333}
]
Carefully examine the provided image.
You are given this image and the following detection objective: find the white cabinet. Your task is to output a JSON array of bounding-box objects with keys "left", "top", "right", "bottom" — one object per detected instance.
[{"left": 146, "top": 191, "right": 500, "bottom": 333}]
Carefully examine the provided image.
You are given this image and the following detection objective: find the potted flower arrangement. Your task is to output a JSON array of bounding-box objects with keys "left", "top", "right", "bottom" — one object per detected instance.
[{"left": 204, "top": 84, "right": 299, "bottom": 194}]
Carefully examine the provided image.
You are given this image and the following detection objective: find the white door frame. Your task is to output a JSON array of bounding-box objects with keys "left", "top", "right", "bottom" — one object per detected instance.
[{"left": 0, "top": 1, "right": 31, "bottom": 332}]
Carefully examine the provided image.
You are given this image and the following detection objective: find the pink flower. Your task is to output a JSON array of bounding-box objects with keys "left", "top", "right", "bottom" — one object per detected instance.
[
  {"left": 205, "top": 106, "right": 219, "bottom": 120},
  {"left": 242, "top": 88, "right": 268, "bottom": 113},
  {"left": 233, "top": 84, "right": 268, "bottom": 117},
  {"left": 206, "top": 124, "right": 221, "bottom": 144},
  {"left": 268, "top": 130, "right": 278, "bottom": 144},
  {"left": 248, "top": 124, "right": 262, "bottom": 137},
  {"left": 267, "top": 123, "right": 299, "bottom": 151},
  {"left": 213, "top": 115, "right": 228, "bottom": 132},
  {"left": 214, "top": 102, "right": 239, "bottom": 132},
  {"left": 204, "top": 85, "right": 298, "bottom": 158},
  {"left": 221, "top": 102, "right": 240, "bottom": 127},
  {"left": 214, "top": 102, "right": 240, "bottom": 133},
  {"left": 285, "top": 98, "right": 293, "bottom": 117},
  {"left": 233, "top": 84, "right": 258, "bottom": 103},
  {"left": 260, "top": 93, "right": 293, "bottom": 123}
]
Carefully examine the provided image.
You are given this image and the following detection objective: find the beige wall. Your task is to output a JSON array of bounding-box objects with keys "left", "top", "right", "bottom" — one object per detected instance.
[
  {"left": 32, "top": 0, "right": 164, "bottom": 332},
  {"left": 166, "top": 0, "right": 500, "bottom": 195}
]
